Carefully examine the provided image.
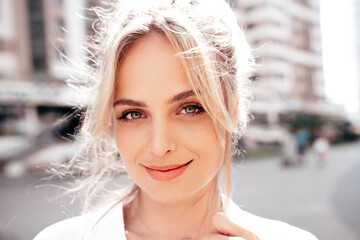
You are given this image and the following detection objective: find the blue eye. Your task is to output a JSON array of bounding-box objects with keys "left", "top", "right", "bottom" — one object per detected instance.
[
  {"left": 120, "top": 111, "right": 143, "bottom": 120},
  {"left": 180, "top": 105, "right": 204, "bottom": 115}
]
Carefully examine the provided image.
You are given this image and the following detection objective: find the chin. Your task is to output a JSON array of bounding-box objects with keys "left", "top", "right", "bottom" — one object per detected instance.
[{"left": 139, "top": 176, "right": 218, "bottom": 205}]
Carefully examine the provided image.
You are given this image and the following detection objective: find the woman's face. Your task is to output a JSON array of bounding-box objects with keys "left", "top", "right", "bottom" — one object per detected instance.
[{"left": 113, "top": 33, "right": 224, "bottom": 203}]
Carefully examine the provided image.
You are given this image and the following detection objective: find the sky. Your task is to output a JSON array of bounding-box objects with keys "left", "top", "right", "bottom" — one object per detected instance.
[{"left": 320, "top": 0, "right": 359, "bottom": 113}]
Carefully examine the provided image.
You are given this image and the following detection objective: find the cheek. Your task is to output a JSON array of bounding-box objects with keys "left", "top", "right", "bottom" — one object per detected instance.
[
  {"left": 114, "top": 123, "right": 147, "bottom": 162},
  {"left": 180, "top": 118, "right": 222, "bottom": 151},
  {"left": 180, "top": 119, "right": 224, "bottom": 192},
  {"left": 114, "top": 116, "right": 224, "bottom": 167},
  {"left": 179, "top": 118, "right": 224, "bottom": 167}
]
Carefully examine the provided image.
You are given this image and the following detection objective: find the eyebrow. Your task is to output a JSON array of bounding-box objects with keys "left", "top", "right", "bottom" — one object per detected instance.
[
  {"left": 168, "top": 90, "right": 195, "bottom": 104},
  {"left": 113, "top": 90, "right": 195, "bottom": 107},
  {"left": 113, "top": 99, "right": 147, "bottom": 107}
]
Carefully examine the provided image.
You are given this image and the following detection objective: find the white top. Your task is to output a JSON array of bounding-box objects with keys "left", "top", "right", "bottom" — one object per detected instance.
[
  {"left": 313, "top": 137, "right": 330, "bottom": 153},
  {"left": 34, "top": 199, "right": 318, "bottom": 240}
]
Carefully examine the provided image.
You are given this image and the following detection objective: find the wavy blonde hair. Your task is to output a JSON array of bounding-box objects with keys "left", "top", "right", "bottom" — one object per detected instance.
[{"left": 63, "top": 0, "right": 254, "bottom": 213}]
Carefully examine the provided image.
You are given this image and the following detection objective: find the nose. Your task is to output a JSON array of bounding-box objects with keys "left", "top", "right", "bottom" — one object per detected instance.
[{"left": 149, "top": 118, "right": 176, "bottom": 157}]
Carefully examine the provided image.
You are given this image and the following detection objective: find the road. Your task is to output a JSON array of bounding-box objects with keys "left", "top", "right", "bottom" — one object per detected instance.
[
  {"left": 232, "top": 141, "right": 360, "bottom": 240},
  {"left": 0, "top": 141, "right": 359, "bottom": 240}
]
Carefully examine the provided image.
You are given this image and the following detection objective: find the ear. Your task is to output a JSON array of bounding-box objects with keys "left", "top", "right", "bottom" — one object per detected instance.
[{"left": 232, "top": 95, "right": 239, "bottom": 129}]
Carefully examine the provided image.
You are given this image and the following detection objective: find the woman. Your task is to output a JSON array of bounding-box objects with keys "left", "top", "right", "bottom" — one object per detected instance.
[{"left": 35, "top": 0, "right": 318, "bottom": 239}]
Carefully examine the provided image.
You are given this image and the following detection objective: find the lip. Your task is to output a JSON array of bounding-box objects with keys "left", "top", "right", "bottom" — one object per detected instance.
[{"left": 144, "top": 160, "right": 193, "bottom": 181}]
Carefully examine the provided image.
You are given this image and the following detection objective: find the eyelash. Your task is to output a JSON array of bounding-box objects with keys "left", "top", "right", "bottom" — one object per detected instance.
[
  {"left": 118, "top": 109, "right": 146, "bottom": 122},
  {"left": 117, "top": 103, "right": 205, "bottom": 122},
  {"left": 178, "top": 103, "right": 205, "bottom": 117}
]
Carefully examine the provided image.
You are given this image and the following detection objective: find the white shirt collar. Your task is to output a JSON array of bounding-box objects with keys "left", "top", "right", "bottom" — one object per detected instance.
[{"left": 90, "top": 202, "right": 126, "bottom": 240}]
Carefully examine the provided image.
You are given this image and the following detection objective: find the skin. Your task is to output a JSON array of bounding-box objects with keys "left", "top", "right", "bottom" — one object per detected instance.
[{"left": 113, "top": 32, "right": 257, "bottom": 240}]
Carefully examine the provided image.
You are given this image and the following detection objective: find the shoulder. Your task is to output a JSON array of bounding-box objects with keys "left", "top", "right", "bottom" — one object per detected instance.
[
  {"left": 253, "top": 217, "right": 318, "bottom": 240},
  {"left": 33, "top": 214, "right": 91, "bottom": 240},
  {"left": 228, "top": 200, "right": 318, "bottom": 240},
  {"left": 34, "top": 201, "right": 125, "bottom": 240}
]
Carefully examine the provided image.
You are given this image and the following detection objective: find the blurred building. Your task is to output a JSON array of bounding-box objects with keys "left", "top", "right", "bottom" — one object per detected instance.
[
  {"left": 354, "top": 0, "right": 360, "bottom": 114},
  {"left": 233, "top": 0, "right": 345, "bottom": 148},
  {"left": 349, "top": 0, "right": 360, "bottom": 134},
  {"left": 0, "top": 0, "right": 349, "bottom": 166},
  {"left": 0, "top": 0, "right": 89, "bottom": 165}
]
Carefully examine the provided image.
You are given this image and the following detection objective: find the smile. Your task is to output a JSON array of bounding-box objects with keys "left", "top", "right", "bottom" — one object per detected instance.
[{"left": 144, "top": 160, "right": 193, "bottom": 181}]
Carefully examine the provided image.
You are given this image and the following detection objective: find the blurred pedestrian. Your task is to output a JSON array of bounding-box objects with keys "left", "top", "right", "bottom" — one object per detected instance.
[
  {"left": 281, "top": 131, "right": 297, "bottom": 167},
  {"left": 294, "top": 127, "right": 310, "bottom": 166},
  {"left": 313, "top": 134, "right": 330, "bottom": 166}
]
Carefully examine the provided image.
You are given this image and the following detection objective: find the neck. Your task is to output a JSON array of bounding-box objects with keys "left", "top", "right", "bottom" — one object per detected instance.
[{"left": 124, "top": 179, "right": 222, "bottom": 240}]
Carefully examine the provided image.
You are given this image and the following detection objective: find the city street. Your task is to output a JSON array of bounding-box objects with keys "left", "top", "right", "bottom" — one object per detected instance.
[
  {"left": 0, "top": 141, "right": 359, "bottom": 240},
  {"left": 233, "top": 141, "right": 360, "bottom": 240}
]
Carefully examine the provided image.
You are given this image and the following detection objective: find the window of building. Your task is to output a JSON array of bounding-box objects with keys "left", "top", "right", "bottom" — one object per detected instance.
[
  {"left": 55, "top": 46, "right": 66, "bottom": 60},
  {"left": 246, "top": 23, "right": 256, "bottom": 30},
  {"left": 245, "top": 5, "right": 254, "bottom": 12},
  {"left": 294, "top": 65, "right": 315, "bottom": 100},
  {"left": 53, "top": 17, "right": 65, "bottom": 33},
  {"left": 293, "top": 0, "right": 310, "bottom": 7},
  {"left": 0, "top": 39, "right": 5, "bottom": 51},
  {"left": 54, "top": 0, "right": 64, "bottom": 6},
  {"left": 252, "top": 113, "right": 268, "bottom": 125},
  {"left": 26, "top": 0, "right": 47, "bottom": 73},
  {"left": 291, "top": 17, "right": 311, "bottom": 51}
]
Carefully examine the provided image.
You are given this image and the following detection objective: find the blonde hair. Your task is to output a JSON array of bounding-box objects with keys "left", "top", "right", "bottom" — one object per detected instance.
[{"left": 63, "top": 0, "right": 254, "bottom": 213}]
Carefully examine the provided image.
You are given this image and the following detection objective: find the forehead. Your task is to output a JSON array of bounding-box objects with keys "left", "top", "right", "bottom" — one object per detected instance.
[
  {"left": 115, "top": 33, "right": 192, "bottom": 100},
  {"left": 119, "top": 33, "right": 177, "bottom": 74}
]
